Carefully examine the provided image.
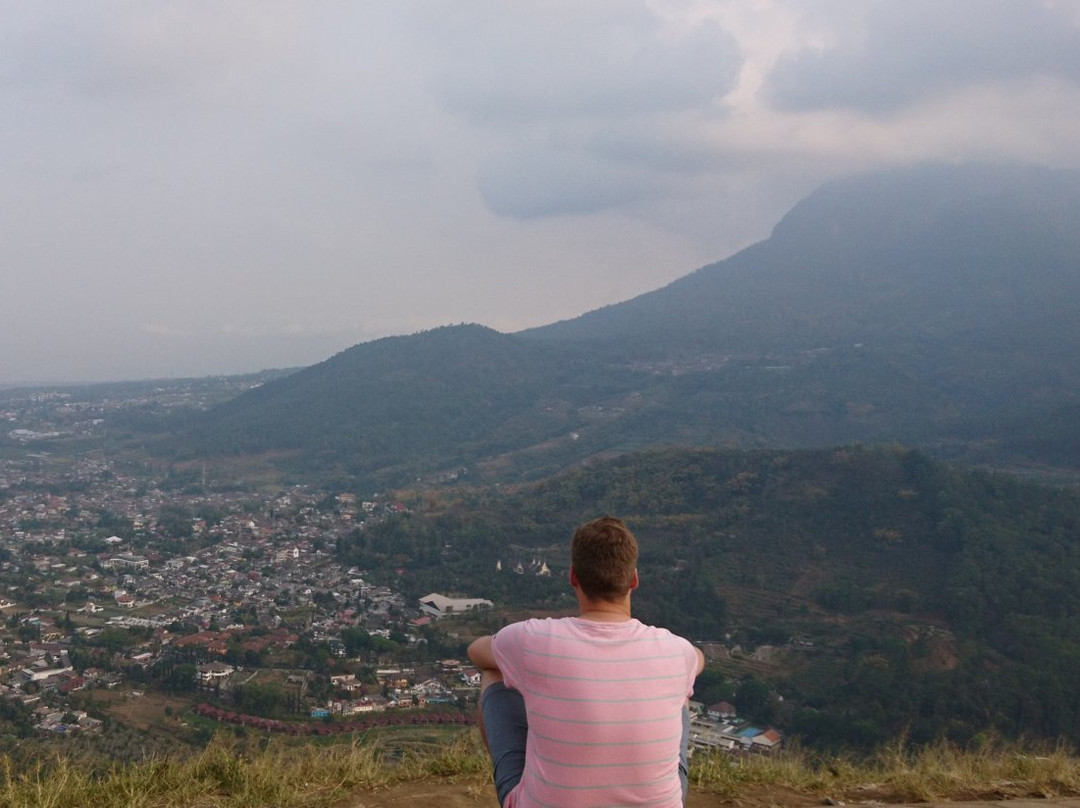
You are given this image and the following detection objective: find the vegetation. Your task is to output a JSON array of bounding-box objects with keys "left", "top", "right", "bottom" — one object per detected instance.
[
  {"left": 339, "top": 445, "right": 1080, "bottom": 748},
  {"left": 170, "top": 324, "right": 645, "bottom": 487},
  {"left": 3, "top": 730, "right": 1080, "bottom": 807},
  {"left": 689, "top": 736, "right": 1080, "bottom": 802},
  {"left": 0, "top": 731, "right": 486, "bottom": 808},
  {"left": 126, "top": 164, "right": 1080, "bottom": 487}
]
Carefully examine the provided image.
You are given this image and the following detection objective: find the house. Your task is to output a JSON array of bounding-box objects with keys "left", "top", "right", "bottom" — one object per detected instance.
[
  {"left": 19, "top": 665, "right": 74, "bottom": 683},
  {"left": 417, "top": 593, "right": 493, "bottom": 618},
  {"left": 344, "top": 698, "right": 377, "bottom": 714},
  {"left": 749, "top": 728, "right": 783, "bottom": 753},
  {"left": 129, "top": 652, "right": 154, "bottom": 667},
  {"left": 195, "top": 662, "right": 234, "bottom": 685},
  {"left": 460, "top": 668, "right": 482, "bottom": 687},
  {"left": 707, "top": 701, "right": 737, "bottom": 721},
  {"left": 103, "top": 553, "right": 149, "bottom": 570}
]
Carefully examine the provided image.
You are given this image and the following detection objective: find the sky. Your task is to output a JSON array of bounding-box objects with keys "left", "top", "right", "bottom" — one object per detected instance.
[{"left": 3, "top": 1, "right": 1080, "bottom": 384}]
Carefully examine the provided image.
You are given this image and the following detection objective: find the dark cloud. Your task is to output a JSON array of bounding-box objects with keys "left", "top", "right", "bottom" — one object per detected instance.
[
  {"left": 767, "top": 0, "right": 1080, "bottom": 114},
  {"left": 585, "top": 124, "right": 725, "bottom": 174},
  {"left": 476, "top": 145, "right": 652, "bottom": 219}
]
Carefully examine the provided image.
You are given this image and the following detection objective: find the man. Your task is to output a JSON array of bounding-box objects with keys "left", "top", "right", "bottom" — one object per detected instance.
[{"left": 468, "top": 516, "right": 706, "bottom": 807}]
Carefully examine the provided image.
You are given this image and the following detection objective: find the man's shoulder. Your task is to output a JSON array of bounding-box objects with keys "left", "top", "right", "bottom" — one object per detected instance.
[
  {"left": 497, "top": 616, "right": 567, "bottom": 631},
  {"left": 634, "top": 621, "right": 699, "bottom": 656},
  {"left": 494, "top": 616, "right": 570, "bottom": 640},
  {"left": 634, "top": 619, "right": 692, "bottom": 642}
]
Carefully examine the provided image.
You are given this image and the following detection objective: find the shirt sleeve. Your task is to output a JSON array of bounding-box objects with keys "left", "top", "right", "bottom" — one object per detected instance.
[
  {"left": 683, "top": 638, "right": 700, "bottom": 698},
  {"left": 490, "top": 620, "right": 526, "bottom": 692}
]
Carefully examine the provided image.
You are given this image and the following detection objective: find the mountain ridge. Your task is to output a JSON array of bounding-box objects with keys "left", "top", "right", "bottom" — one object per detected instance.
[
  {"left": 519, "top": 162, "right": 1080, "bottom": 355},
  {"left": 174, "top": 162, "right": 1080, "bottom": 483}
]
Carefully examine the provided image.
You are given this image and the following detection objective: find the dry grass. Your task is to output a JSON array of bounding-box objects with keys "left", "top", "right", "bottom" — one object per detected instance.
[
  {"left": 691, "top": 736, "right": 1080, "bottom": 803},
  {"left": 4, "top": 730, "right": 1080, "bottom": 807},
  {"left": 0, "top": 731, "right": 490, "bottom": 808}
]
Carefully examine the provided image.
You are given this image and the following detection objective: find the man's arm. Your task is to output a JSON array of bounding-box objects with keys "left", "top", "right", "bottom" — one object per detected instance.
[
  {"left": 694, "top": 646, "right": 705, "bottom": 676},
  {"left": 468, "top": 635, "right": 501, "bottom": 674},
  {"left": 468, "top": 634, "right": 508, "bottom": 755}
]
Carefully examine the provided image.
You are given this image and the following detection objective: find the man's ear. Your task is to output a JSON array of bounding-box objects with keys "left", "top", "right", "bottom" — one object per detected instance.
[
  {"left": 569, "top": 565, "right": 579, "bottom": 588},
  {"left": 630, "top": 569, "right": 639, "bottom": 591}
]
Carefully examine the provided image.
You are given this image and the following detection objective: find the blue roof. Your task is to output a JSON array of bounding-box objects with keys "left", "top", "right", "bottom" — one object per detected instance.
[{"left": 737, "top": 726, "right": 763, "bottom": 738}]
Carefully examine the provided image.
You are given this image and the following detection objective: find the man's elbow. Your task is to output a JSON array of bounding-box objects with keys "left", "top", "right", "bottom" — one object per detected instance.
[{"left": 468, "top": 635, "right": 498, "bottom": 670}]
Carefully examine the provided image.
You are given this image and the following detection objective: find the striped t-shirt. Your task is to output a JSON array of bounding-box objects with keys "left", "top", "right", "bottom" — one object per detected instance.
[{"left": 491, "top": 616, "right": 699, "bottom": 807}]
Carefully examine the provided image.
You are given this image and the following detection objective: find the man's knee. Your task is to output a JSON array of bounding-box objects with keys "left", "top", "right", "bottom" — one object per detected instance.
[
  {"left": 481, "top": 683, "right": 527, "bottom": 806},
  {"left": 680, "top": 705, "right": 691, "bottom": 805},
  {"left": 479, "top": 667, "right": 504, "bottom": 696}
]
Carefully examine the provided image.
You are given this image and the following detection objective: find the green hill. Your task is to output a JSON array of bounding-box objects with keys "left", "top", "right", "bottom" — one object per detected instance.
[
  {"left": 157, "top": 163, "right": 1080, "bottom": 484},
  {"left": 180, "top": 324, "right": 642, "bottom": 483},
  {"left": 342, "top": 445, "right": 1080, "bottom": 747}
]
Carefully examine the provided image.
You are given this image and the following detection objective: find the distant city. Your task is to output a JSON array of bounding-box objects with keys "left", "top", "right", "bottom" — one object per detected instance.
[{"left": 0, "top": 381, "right": 781, "bottom": 751}]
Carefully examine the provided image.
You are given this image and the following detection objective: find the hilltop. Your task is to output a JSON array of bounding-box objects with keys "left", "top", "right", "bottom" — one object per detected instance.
[{"left": 6, "top": 730, "right": 1080, "bottom": 808}]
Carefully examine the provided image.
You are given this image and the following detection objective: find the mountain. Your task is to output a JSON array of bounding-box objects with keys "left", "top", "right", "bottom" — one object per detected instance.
[
  {"left": 177, "top": 163, "right": 1080, "bottom": 482},
  {"left": 183, "top": 324, "right": 642, "bottom": 482},
  {"left": 520, "top": 163, "right": 1080, "bottom": 359},
  {"left": 518, "top": 162, "right": 1080, "bottom": 465}
]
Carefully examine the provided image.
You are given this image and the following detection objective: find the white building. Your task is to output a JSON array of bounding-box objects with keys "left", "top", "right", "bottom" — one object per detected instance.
[{"left": 418, "top": 593, "right": 493, "bottom": 618}]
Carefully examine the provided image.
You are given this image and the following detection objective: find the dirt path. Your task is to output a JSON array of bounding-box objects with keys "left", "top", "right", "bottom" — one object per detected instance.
[{"left": 341, "top": 782, "right": 1080, "bottom": 807}]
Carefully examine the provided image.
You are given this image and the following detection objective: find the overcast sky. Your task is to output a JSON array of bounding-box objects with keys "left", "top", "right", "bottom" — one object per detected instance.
[{"left": 4, "top": 0, "right": 1080, "bottom": 384}]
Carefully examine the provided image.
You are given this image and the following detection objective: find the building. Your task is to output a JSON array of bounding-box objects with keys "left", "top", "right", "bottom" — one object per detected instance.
[
  {"left": 103, "top": 553, "right": 150, "bottom": 571},
  {"left": 195, "top": 662, "right": 235, "bottom": 685},
  {"left": 417, "top": 592, "right": 493, "bottom": 617}
]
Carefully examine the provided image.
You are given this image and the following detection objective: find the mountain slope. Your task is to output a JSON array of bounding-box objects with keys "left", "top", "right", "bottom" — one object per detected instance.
[
  {"left": 520, "top": 163, "right": 1080, "bottom": 358},
  {"left": 517, "top": 163, "right": 1080, "bottom": 466},
  {"left": 185, "top": 324, "right": 643, "bottom": 480},
  {"left": 181, "top": 163, "right": 1080, "bottom": 479}
]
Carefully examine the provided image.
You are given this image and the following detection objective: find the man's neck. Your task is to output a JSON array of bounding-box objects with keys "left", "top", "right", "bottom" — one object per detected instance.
[{"left": 576, "top": 596, "right": 632, "bottom": 623}]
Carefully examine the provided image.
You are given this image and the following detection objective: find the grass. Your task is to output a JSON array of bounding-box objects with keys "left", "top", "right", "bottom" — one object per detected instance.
[
  {"left": 3, "top": 731, "right": 1080, "bottom": 807},
  {"left": 0, "top": 730, "right": 489, "bottom": 808},
  {"left": 690, "top": 736, "right": 1080, "bottom": 803}
]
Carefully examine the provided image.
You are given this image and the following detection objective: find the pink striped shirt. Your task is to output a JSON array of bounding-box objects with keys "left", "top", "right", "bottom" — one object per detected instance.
[{"left": 492, "top": 617, "right": 699, "bottom": 807}]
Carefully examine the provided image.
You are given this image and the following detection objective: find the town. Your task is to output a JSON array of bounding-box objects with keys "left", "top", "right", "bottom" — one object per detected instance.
[{"left": 0, "top": 381, "right": 781, "bottom": 753}]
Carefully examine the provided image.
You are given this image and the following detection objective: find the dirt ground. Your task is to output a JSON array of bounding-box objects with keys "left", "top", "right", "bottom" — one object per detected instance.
[{"left": 340, "top": 782, "right": 1080, "bottom": 808}]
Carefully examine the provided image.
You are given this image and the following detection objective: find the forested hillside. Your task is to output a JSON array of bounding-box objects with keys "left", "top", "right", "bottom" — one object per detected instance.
[
  {"left": 339, "top": 445, "right": 1080, "bottom": 748},
  {"left": 155, "top": 164, "right": 1080, "bottom": 483},
  {"left": 175, "top": 324, "right": 642, "bottom": 483}
]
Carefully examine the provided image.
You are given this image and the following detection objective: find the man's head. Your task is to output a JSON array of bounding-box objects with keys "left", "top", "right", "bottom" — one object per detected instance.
[{"left": 570, "top": 516, "right": 639, "bottom": 603}]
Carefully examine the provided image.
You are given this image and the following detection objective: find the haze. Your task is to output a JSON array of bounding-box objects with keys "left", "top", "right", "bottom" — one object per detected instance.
[{"left": 3, "top": 0, "right": 1080, "bottom": 384}]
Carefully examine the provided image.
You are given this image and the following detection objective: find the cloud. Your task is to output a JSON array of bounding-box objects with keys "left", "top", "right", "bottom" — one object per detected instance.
[
  {"left": 476, "top": 144, "right": 652, "bottom": 219},
  {"left": 417, "top": 0, "right": 742, "bottom": 218},
  {"left": 766, "top": 0, "right": 1080, "bottom": 114},
  {"left": 427, "top": 1, "right": 741, "bottom": 123},
  {"left": 4, "top": 2, "right": 1080, "bottom": 383},
  {"left": 2, "top": 1, "right": 314, "bottom": 102}
]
